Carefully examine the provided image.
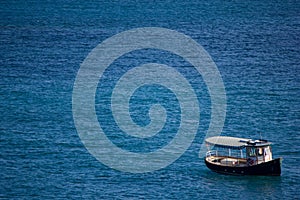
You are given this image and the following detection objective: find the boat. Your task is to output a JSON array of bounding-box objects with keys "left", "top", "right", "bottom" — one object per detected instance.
[{"left": 204, "top": 136, "right": 282, "bottom": 176}]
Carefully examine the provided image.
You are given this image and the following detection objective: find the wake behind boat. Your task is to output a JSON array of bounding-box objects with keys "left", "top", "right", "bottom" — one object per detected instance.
[{"left": 204, "top": 136, "right": 282, "bottom": 176}]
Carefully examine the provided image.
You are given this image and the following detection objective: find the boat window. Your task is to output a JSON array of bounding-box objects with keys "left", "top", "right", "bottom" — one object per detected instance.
[
  {"left": 256, "top": 148, "right": 264, "bottom": 156},
  {"left": 247, "top": 147, "right": 256, "bottom": 157}
]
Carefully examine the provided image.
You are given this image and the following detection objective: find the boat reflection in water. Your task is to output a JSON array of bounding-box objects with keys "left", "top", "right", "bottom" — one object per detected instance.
[{"left": 204, "top": 136, "right": 282, "bottom": 176}]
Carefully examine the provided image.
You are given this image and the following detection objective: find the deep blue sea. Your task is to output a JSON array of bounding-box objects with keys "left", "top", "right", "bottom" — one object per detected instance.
[{"left": 1, "top": 0, "right": 300, "bottom": 199}]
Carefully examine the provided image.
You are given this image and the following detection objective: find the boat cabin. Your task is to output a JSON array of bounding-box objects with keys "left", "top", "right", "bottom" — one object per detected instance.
[{"left": 245, "top": 140, "right": 272, "bottom": 165}]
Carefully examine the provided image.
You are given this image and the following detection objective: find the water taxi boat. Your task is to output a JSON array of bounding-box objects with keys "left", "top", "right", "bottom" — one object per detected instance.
[{"left": 204, "top": 136, "right": 282, "bottom": 176}]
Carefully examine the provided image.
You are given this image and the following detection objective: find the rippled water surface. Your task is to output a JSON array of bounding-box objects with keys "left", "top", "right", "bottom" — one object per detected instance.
[{"left": 1, "top": 0, "right": 299, "bottom": 199}]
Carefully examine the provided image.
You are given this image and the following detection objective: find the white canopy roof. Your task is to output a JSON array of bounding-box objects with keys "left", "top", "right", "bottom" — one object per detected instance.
[{"left": 205, "top": 136, "right": 271, "bottom": 149}]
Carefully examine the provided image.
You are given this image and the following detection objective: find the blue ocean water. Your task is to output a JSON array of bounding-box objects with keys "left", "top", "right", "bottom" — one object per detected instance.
[{"left": 1, "top": 0, "right": 299, "bottom": 199}]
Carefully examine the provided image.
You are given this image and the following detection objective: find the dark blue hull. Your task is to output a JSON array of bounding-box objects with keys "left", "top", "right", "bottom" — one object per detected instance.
[{"left": 205, "top": 158, "right": 282, "bottom": 176}]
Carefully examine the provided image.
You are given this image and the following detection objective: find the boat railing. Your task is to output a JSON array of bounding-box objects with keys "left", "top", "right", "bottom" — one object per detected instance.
[{"left": 206, "top": 150, "right": 218, "bottom": 157}]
